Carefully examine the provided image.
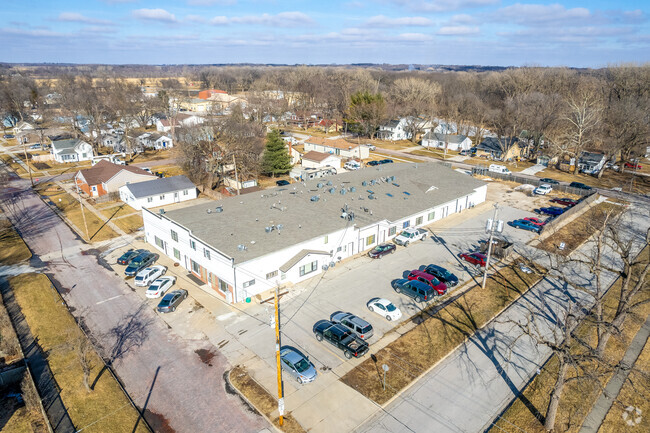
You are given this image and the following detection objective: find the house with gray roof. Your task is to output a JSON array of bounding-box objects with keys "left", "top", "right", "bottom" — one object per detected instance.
[
  {"left": 119, "top": 175, "right": 197, "bottom": 210},
  {"left": 421, "top": 132, "right": 472, "bottom": 151},
  {"left": 141, "top": 162, "right": 487, "bottom": 303},
  {"left": 577, "top": 151, "right": 607, "bottom": 175},
  {"left": 51, "top": 138, "right": 94, "bottom": 163}
]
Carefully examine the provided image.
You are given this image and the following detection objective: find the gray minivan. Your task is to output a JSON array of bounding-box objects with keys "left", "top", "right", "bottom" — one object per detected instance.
[
  {"left": 329, "top": 312, "right": 374, "bottom": 340},
  {"left": 392, "top": 279, "right": 436, "bottom": 302}
]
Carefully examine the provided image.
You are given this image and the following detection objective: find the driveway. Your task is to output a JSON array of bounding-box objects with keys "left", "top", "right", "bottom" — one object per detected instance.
[{"left": 0, "top": 165, "right": 267, "bottom": 433}]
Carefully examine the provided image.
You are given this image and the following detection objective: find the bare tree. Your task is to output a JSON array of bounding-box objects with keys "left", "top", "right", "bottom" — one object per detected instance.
[{"left": 389, "top": 77, "right": 440, "bottom": 142}]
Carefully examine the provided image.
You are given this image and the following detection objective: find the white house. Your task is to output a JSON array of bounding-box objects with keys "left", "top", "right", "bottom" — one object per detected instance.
[
  {"left": 153, "top": 134, "right": 173, "bottom": 150},
  {"left": 142, "top": 162, "right": 487, "bottom": 304},
  {"left": 578, "top": 151, "right": 607, "bottom": 174},
  {"left": 119, "top": 175, "right": 197, "bottom": 210},
  {"left": 302, "top": 150, "right": 341, "bottom": 169},
  {"left": 13, "top": 121, "right": 34, "bottom": 135},
  {"left": 422, "top": 132, "right": 472, "bottom": 151},
  {"left": 304, "top": 136, "right": 369, "bottom": 159},
  {"left": 378, "top": 118, "right": 411, "bottom": 141},
  {"left": 51, "top": 138, "right": 94, "bottom": 163},
  {"left": 101, "top": 133, "right": 125, "bottom": 151}
]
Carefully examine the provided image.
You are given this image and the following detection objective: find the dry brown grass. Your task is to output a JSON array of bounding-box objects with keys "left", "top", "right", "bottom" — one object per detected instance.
[
  {"left": 538, "top": 202, "right": 623, "bottom": 256},
  {"left": 494, "top": 254, "right": 650, "bottom": 433},
  {"left": 112, "top": 214, "right": 144, "bottom": 234},
  {"left": 341, "top": 259, "right": 544, "bottom": 404},
  {"left": 0, "top": 219, "right": 32, "bottom": 265},
  {"left": 9, "top": 273, "right": 149, "bottom": 433},
  {"left": 538, "top": 167, "right": 650, "bottom": 194},
  {"left": 229, "top": 366, "right": 306, "bottom": 433}
]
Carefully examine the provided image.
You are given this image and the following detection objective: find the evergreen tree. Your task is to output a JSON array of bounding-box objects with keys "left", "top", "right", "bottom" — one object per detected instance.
[{"left": 260, "top": 129, "right": 292, "bottom": 176}]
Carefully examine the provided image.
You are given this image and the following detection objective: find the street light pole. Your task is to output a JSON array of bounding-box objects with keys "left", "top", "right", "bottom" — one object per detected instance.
[
  {"left": 274, "top": 285, "right": 284, "bottom": 426},
  {"left": 482, "top": 203, "right": 499, "bottom": 290}
]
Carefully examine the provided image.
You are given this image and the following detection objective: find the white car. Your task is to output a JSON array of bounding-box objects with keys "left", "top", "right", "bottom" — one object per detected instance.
[
  {"left": 145, "top": 276, "right": 176, "bottom": 298},
  {"left": 134, "top": 265, "right": 166, "bottom": 287},
  {"left": 367, "top": 297, "right": 402, "bottom": 321},
  {"left": 534, "top": 184, "right": 553, "bottom": 195}
]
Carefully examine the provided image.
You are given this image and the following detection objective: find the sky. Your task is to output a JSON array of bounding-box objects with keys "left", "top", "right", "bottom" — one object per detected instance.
[{"left": 2, "top": 1, "right": 649, "bottom": 67}]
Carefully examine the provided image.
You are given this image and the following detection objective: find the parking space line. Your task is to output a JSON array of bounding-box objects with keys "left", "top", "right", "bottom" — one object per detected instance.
[{"left": 96, "top": 294, "right": 123, "bottom": 305}]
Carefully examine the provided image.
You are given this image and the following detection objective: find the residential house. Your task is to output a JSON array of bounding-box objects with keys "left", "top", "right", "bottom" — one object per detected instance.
[
  {"left": 141, "top": 162, "right": 487, "bottom": 303},
  {"left": 198, "top": 89, "right": 227, "bottom": 100},
  {"left": 179, "top": 98, "right": 214, "bottom": 113},
  {"left": 421, "top": 132, "right": 472, "bottom": 151},
  {"left": 101, "top": 133, "right": 125, "bottom": 151},
  {"left": 301, "top": 150, "right": 341, "bottom": 169},
  {"left": 476, "top": 137, "right": 521, "bottom": 161},
  {"left": 304, "top": 136, "right": 369, "bottom": 160},
  {"left": 156, "top": 114, "right": 203, "bottom": 133},
  {"left": 13, "top": 121, "right": 34, "bottom": 136},
  {"left": 578, "top": 152, "right": 607, "bottom": 175},
  {"left": 51, "top": 138, "right": 94, "bottom": 163},
  {"left": 136, "top": 132, "right": 174, "bottom": 150},
  {"left": 378, "top": 118, "right": 411, "bottom": 141},
  {"left": 74, "top": 160, "right": 157, "bottom": 197},
  {"left": 119, "top": 175, "right": 198, "bottom": 210},
  {"left": 433, "top": 122, "right": 458, "bottom": 135}
]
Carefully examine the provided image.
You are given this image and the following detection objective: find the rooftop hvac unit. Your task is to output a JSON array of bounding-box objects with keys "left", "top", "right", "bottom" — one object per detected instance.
[
  {"left": 237, "top": 244, "right": 247, "bottom": 251},
  {"left": 340, "top": 189, "right": 347, "bottom": 195},
  {"left": 215, "top": 206, "right": 223, "bottom": 213},
  {"left": 310, "top": 195, "right": 320, "bottom": 202},
  {"left": 329, "top": 187, "right": 336, "bottom": 194},
  {"left": 368, "top": 194, "right": 375, "bottom": 200},
  {"left": 350, "top": 186, "right": 356, "bottom": 192},
  {"left": 327, "top": 180, "right": 333, "bottom": 186},
  {"left": 362, "top": 181, "right": 367, "bottom": 186},
  {"left": 317, "top": 183, "right": 324, "bottom": 188},
  {"left": 206, "top": 209, "right": 212, "bottom": 214},
  {"left": 341, "top": 212, "right": 348, "bottom": 219},
  {"left": 370, "top": 179, "right": 376, "bottom": 185},
  {"left": 265, "top": 226, "right": 274, "bottom": 233}
]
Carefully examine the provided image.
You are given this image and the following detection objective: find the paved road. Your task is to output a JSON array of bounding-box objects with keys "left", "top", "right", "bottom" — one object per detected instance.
[{"left": 0, "top": 164, "right": 267, "bottom": 433}]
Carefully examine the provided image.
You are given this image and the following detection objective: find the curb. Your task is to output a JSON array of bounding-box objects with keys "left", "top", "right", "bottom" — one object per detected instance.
[{"left": 226, "top": 368, "right": 283, "bottom": 433}]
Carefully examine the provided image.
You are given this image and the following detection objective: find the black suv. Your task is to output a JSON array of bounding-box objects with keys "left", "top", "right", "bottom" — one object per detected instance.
[
  {"left": 124, "top": 252, "right": 157, "bottom": 276},
  {"left": 392, "top": 279, "right": 436, "bottom": 302},
  {"left": 569, "top": 181, "right": 592, "bottom": 190},
  {"left": 424, "top": 264, "right": 459, "bottom": 287}
]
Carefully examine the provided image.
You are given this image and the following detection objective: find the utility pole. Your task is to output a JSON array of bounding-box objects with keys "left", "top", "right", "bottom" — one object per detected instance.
[
  {"left": 274, "top": 285, "right": 284, "bottom": 426},
  {"left": 232, "top": 154, "right": 240, "bottom": 196},
  {"left": 76, "top": 183, "right": 90, "bottom": 241},
  {"left": 482, "top": 203, "right": 500, "bottom": 290},
  {"left": 21, "top": 138, "right": 34, "bottom": 187}
]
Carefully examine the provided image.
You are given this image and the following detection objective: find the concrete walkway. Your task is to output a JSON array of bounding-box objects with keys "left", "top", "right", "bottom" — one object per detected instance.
[
  {"left": 519, "top": 164, "right": 547, "bottom": 175},
  {"left": 579, "top": 315, "right": 650, "bottom": 433}
]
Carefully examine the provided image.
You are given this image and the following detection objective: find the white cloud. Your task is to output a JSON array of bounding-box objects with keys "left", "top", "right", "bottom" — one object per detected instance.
[
  {"left": 187, "top": 0, "right": 236, "bottom": 5},
  {"left": 437, "top": 25, "right": 479, "bottom": 35},
  {"left": 132, "top": 8, "right": 178, "bottom": 23},
  {"left": 391, "top": 0, "right": 499, "bottom": 13},
  {"left": 397, "top": 32, "right": 433, "bottom": 41},
  {"left": 496, "top": 4, "right": 591, "bottom": 25},
  {"left": 100, "top": 0, "right": 136, "bottom": 3},
  {"left": 209, "top": 12, "right": 314, "bottom": 27},
  {"left": 365, "top": 15, "right": 433, "bottom": 27},
  {"left": 57, "top": 12, "right": 113, "bottom": 26},
  {"left": 210, "top": 16, "right": 229, "bottom": 25}
]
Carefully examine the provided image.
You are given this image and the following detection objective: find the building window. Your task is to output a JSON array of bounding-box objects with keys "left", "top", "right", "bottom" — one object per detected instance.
[
  {"left": 183, "top": 189, "right": 189, "bottom": 196},
  {"left": 173, "top": 248, "right": 180, "bottom": 260},
  {"left": 403, "top": 220, "right": 410, "bottom": 228},
  {"left": 366, "top": 234, "right": 375, "bottom": 246},
  {"left": 299, "top": 261, "right": 318, "bottom": 277},
  {"left": 428, "top": 211, "right": 435, "bottom": 221},
  {"left": 154, "top": 236, "right": 164, "bottom": 249},
  {"left": 171, "top": 230, "right": 178, "bottom": 242},
  {"left": 159, "top": 194, "right": 165, "bottom": 200},
  {"left": 243, "top": 279, "right": 255, "bottom": 288},
  {"left": 203, "top": 248, "right": 210, "bottom": 260},
  {"left": 324, "top": 235, "right": 328, "bottom": 244},
  {"left": 266, "top": 271, "right": 278, "bottom": 280},
  {"left": 147, "top": 197, "right": 153, "bottom": 203},
  {"left": 336, "top": 245, "right": 347, "bottom": 253},
  {"left": 191, "top": 259, "right": 201, "bottom": 274},
  {"left": 416, "top": 216, "right": 423, "bottom": 225},
  {"left": 190, "top": 240, "right": 197, "bottom": 251},
  {"left": 389, "top": 226, "right": 396, "bottom": 236},
  {"left": 218, "top": 279, "right": 228, "bottom": 293}
]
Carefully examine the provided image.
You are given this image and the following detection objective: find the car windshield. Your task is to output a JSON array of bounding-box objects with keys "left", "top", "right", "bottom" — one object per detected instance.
[
  {"left": 149, "top": 284, "right": 160, "bottom": 290},
  {"left": 294, "top": 358, "right": 311, "bottom": 373},
  {"left": 438, "top": 269, "right": 452, "bottom": 279},
  {"left": 402, "top": 232, "right": 413, "bottom": 238},
  {"left": 386, "top": 303, "right": 396, "bottom": 312},
  {"left": 431, "top": 277, "right": 441, "bottom": 285},
  {"left": 360, "top": 325, "right": 372, "bottom": 334}
]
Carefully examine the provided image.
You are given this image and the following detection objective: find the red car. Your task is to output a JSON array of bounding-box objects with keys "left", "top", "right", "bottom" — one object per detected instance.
[
  {"left": 624, "top": 162, "right": 642, "bottom": 169},
  {"left": 407, "top": 270, "right": 447, "bottom": 295},
  {"left": 550, "top": 197, "right": 578, "bottom": 207},
  {"left": 523, "top": 217, "right": 547, "bottom": 227},
  {"left": 459, "top": 252, "right": 487, "bottom": 268}
]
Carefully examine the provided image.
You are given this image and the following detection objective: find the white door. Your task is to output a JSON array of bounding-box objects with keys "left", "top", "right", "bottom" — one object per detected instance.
[{"left": 174, "top": 192, "right": 179, "bottom": 203}]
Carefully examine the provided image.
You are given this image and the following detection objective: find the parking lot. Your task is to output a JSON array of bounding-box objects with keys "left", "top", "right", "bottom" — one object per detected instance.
[{"left": 104, "top": 182, "right": 570, "bottom": 432}]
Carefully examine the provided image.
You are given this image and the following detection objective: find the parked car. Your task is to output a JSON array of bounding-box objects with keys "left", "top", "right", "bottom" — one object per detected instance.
[
  {"left": 330, "top": 312, "right": 373, "bottom": 340},
  {"left": 569, "top": 181, "right": 592, "bottom": 190},
  {"left": 117, "top": 249, "right": 147, "bottom": 265},
  {"left": 366, "top": 298, "right": 402, "bottom": 321},
  {"left": 392, "top": 279, "right": 436, "bottom": 303},
  {"left": 423, "top": 264, "right": 459, "bottom": 287},
  {"left": 3, "top": 134, "right": 15, "bottom": 139},
  {"left": 365, "top": 144, "right": 377, "bottom": 151},
  {"left": 145, "top": 276, "right": 176, "bottom": 298},
  {"left": 344, "top": 160, "right": 362, "bottom": 170},
  {"left": 157, "top": 289, "right": 188, "bottom": 313},
  {"left": 459, "top": 148, "right": 477, "bottom": 156},
  {"left": 523, "top": 217, "right": 547, "bottom": 227},
  {"left": 624, "top": 162, "right": 642, "bottom": 169},
  {"left": 393, "top": 227, "right": 427, "bottom": 246},
  {"left": 313, "top": 320, "right": 369, "bottom": 359},
  {"left": 367, "top": 160, "right": 381, "bottom": 166},
  {"left": 538, "top": 177, "right": 560, "bottom": 185},
  {"left": 508, "top": 219, "right": 542, "bottom": 233},
  {"left": 368, "top": 243, "right": 396, "bottom": 259},
  {"left": 380, "top": 159, "right": 394, "bottom": 164},
  {"left": 459, "top": 252, "right": 487, "bottom": 268},
  {"left": 279, "top": 348, "right": 318, "bottom": 384},
  {"left": 29, "top": 144, "right": 41, "bottom": 149},
  {"left": 536, "top": 206, "right": 565, "bottom": 216},
  {"left": 550, "top": 197, "right": 578, "bottom": 207},
  {"left": 489, "top": 164, "right": 511, "bottom": 175},
  {"left": 124, "top": 252, "right": 157, "bottom": 276},
  {"left": 275, "top": 180, "right": 290, "bottom": 186},
  {"left": 134, "top": 265, "right": 166, "bottom": 287},
  {"left": 534, "top": 184, "right": 553, "bottom": 195},
  {"left": 407, "top": 270, "right": 447, "bottom": 295}
]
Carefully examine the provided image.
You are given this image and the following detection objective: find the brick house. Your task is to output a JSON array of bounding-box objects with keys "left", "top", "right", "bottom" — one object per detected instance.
[{"left": 74, "top": 160, "right": 157, "bottom": 197}]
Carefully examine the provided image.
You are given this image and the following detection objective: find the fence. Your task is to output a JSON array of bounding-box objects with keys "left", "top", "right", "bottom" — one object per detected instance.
[
  {"left": 538, "top": 193, "right": 600, "bottom": 240},
  {"left": 471, "top": 166, "right": 593, "bottom": 197}
]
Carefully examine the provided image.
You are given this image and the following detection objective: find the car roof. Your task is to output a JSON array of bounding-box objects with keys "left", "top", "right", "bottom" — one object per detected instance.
[
  {"left": 407, "top": 280, "right": 434, "bottom": 290},
  {"left": 280, "top": 348, "right": 304, "bottom": 363},
  {"left": 409, "top": 269, "right": 434, "bottom": 278}
]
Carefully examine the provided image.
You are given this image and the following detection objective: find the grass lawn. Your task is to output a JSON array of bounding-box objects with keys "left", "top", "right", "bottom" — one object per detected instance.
[
  {"left": 112, "top": 214, "right": 144, "bottom": 234},
  {"left": 8, "top": 273, "right": 149, "bottom": 433},
  {"left": 99, "top": 203, "right": 135, "bottom": 220},
  {"left": 538, "top": 167, "right": 650, "bottom": 194},
  {"left": 493, "top": 253, "right": 650, "bottom": 433},
  {"left": 150, "top": 164, "right": 185, "bottom": 177},
  {"left": 0, "top": 219, "right": 32, "bottom": 265},
  {"left": 37, "top": 183, "right": 118, "bottom": 242},
  {"left": 538, "top": 202, "right": 624, "bottom": 256},
  {"left": 229, "top": 366, "right": 305, "bottom": 433},
  {"left": 127, "top": 149, "right": 174, "bottom": 164},
  {"left": 340, "top": 258, "right": 545, "bottom": 404}
]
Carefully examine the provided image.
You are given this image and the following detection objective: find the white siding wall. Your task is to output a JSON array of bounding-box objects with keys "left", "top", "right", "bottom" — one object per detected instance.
[
  {"left": 122, "top": 187, "right": 197, "bottom": 210},
  {"left": 105, "top": 172, "right": 157, "bottom": 193}
]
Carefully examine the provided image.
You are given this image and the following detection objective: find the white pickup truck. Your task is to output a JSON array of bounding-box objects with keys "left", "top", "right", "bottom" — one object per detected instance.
[{"left": 393, "top": 228, "right": 428, "bottom": 246}]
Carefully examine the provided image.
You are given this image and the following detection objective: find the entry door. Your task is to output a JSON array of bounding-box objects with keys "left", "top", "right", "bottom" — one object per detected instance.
[
  {"left": 380, "top": 231, "right": 385, "bottom": 243},
  {"left": 174, "top": 192, "right": 179, "bottom": 202},
  {"left": 348, "top": 242, "right": 354, "bottom": 255}
]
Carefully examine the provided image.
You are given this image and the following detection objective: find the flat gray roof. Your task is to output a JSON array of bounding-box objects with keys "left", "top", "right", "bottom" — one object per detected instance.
[
  {"left": 125, "top": 175, "right": 196, "bottom": 199},
  {"left": 161, "top": 162, "right": 485, "bottom": 264}
]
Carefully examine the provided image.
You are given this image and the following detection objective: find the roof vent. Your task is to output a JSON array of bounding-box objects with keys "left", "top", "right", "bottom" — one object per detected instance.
[
  {"left": 237, "top": 244, "right": 247, "bottom": 251},
  {"left": 206, "top": 209, "right": 212, "bottom": 214},
  {"left": 310, "top": 195, "right": 320, "bottom": 202},
  {"left": 340, "top": 189, "right": 347, "bottom": 195},
  {"left": 403, "top": 191, "right": 411, "bottom": 196},
  {"left": 386, "top": 193, "right": 393, "bottom": 197},
  {"left": 277, "top": 224, "right": 284, "bottom": 231},
  {"left": 317, "top": 182, "right": 324, "bottom": 188},
  {"left": 327, "top": 180, "right": 333, "bottom": 186},
  {"left": 370, "top": 179, "right": 376, "bottom": 185},
  {"left": 368, "top": 194, "right": 375, "bottom": 200},
  {"left": 349, "top": 186, "right": 356, "bottom": 192},
  {"left": 329, "top": 187, "right": 336, "bottom": 194},
  {"left": 362, "top": 181, "right": 367, "bottom": 186},
  {"left": 392, "top": 183, "right": 400, "bottom": 187},
  {"left": 265, "top": 226, "right": 275, "bottom": 233},
  {"left": 215, "top": 206, "right": 223, "bottom": 213}
]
